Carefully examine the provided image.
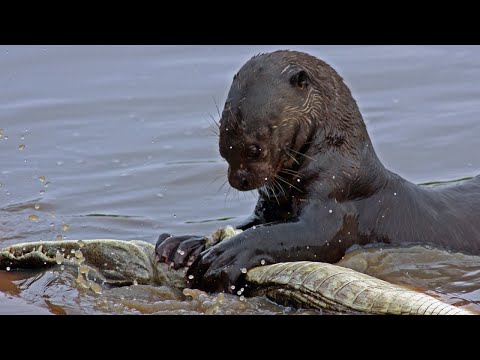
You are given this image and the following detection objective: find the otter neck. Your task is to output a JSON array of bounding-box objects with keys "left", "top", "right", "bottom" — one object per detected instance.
[{"left": 297, "top": 125, "right": 391, "bottom": 202}]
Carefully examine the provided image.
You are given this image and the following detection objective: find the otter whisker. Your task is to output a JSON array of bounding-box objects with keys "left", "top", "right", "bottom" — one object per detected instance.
[
  {"left": 208, "top": 112, "right": 220, "bottom": 129},
  {"left": 248, "top": 190, "right": 259, "bottom": 200},
  {"left": 229, "top": 107, "right": 240, "bottom": 128},
  {"left": 268, "top": 182, "right": 281, "bottom": 206},
  {"left": 266, "top": 184, "right": 275, "bottom": 201},
  {"left": 261, "top": 185, "right": 272, "bottom": 201},
  {"left": 273, "top": 178, "right": 287, "bottom": 198},
  {"left": 279, "top": 169, "right": 303, "bottom": 178},
  {"left": 287, "top": 148, "right": 316, "bottom": 162},
  {"left": 283, "top": 149, "right": 300, "bottom": 165},
  {"left": 225, "top": 185, "right": 232, "bottom": 199},
  {"left": 213, "top": 97, "right": 222, "bottom": 119},
  {"left": 204, "top": 116, "right": 220, "bottom": 137},
  {"left": 207, "top": 113, "right": 220, "bottom": 135},
  {"left": 208, "top": 168, "right": 228, "bottom": 186},
  {"left": 216, "top": 179, "right": 229, "bottom": 193},
  {"left": 275, "top": 174, "right": 303, "bottom": 193},
  {"left": 225, "top": 184, "right": 241, "bottom": 206}
]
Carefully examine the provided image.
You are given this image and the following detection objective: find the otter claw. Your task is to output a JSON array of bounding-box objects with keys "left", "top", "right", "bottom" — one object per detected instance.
[{"left": 155, "top": 234, "right": 207, "bottom": 270}]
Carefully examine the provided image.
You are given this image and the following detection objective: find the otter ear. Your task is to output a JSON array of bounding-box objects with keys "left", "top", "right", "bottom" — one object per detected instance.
[{"left": 289, "top": 70, "right": 309, "bottom": 90}]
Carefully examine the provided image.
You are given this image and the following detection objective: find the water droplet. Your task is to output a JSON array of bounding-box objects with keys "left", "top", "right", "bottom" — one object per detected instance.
[
  {"left": 6, "top": 267, "right": 10, "bottom": 271},
  {"left": 229, "top": 146, "right": 233, "bottom": 149},
  {"left": 38, "top": 176, "right": 46, "bottom": 182},
  {"left": 44, "top": 182, "right": 50, "bottom": 188},
  {"left": 265, "top": 177, "right": 268, "bottom": 181},
  {"left": 78, "top": 240, "right": 85, "bottom": 248},
  {"left": 241, "top": 268, "right": 247, "bottom": 274},
  {"left": 55, "top": 252, "right": 64, "bottom": 264},
  {"left": 133, "top": 280, "right": 138, "bottom": 286},
  {"left": 75, "top": 250, "right": 83, "bottom": 259},
  {"left": 260, "top": 260, "right": 266, "bottom": 265},
  {"left": 237, "top": 290, "right": 243, "bottom": 295},
  {"left": 76, "top": 273, "right": 86, "bottom": 286},
  {"left": 60, "top": 265, "right": 65, "bottom": 271},
  {"left": 239, "top": 295, "right": 245, "bottom": 301},
  {"left": 62, "top": 224, "right": 70, "bottom": 231},
  {"left": 156, "top": 193, "right": 164, "bottom": 198},
  {"left": 34, "top": 204, "right": 40, "bottom": 210},
  {"left": 90, "top": 282, "right": 102, "bottom": 294},
  {"left": 79, "top": 265, "right": 89, "bottom": 274},
  {"left": 104, "top": 263, "right": 108, "bottom": 267},
  {"left": 177, "top": 249, "right": 185, "bottom": 256},
  {"left": 56, "top": 161, "right": 64, "bottom": 166},
  {"left": 39, "top": 190, "right": 45, "bottom": 195},
  {"left": 173, "top": 214, "right": 177, "bottom": 218},
  {"left": 339, "top": 239, "right": 342, "bottom": 243},
  {"left": 329, "top": 210, "right": 333, "bottom": 214},
  {"left": 18, "top": 144, "right": 25, "bottom": 151},
  {"left": 56, "top": 235, "right": 63, "bottom": 241},
  {"left": 28, "top": 214, "right": 39, "bottom": 222},
  {"left": 332, "top": 176, "right": 335, "bottom": 179},
  {"left": 50, "top": 223, "right": 54, "bottom": 227},
  {"left": 188, "top": 274, "right": 194, "bottom": 280},
  {"left": 252, "top": 226, "right": 256, "bottom": 230},
  {"left": 230, "top": 285, "right": 236, "bottom": 290},
  {"left": 394, "top": 192, "right": 397, "bottom": 196},
  {"left": 50, "top": 213, "right": 56, "bottom": 219}
]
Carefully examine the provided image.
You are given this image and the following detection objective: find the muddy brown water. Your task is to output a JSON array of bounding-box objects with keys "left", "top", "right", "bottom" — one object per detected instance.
[{"left": 0, "top": 45, "right": 479, "bottom": 314}]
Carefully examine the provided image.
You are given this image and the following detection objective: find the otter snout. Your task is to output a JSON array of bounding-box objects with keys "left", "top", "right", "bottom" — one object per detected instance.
[{"left": 228, "top": 168, "right": 260, "bottom": 191}]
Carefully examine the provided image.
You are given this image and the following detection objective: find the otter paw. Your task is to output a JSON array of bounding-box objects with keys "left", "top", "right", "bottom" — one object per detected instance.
[
  {"left": 186, "top": 242, "right": 268, "bottom": 294},
  {"left": 155, "top": 234, "right": 207, "bottom": 270}
]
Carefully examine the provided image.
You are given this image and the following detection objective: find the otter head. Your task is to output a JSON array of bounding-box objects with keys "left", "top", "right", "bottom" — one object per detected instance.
[
  {"left": 219, "top": 50, "right": 366, "bottom": 192},
  {"left": 218, "top": 51, "right": 321, "bottom": 191}
]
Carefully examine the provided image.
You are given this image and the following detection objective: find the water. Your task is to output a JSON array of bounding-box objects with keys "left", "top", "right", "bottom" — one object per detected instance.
[{"left": 1, "top": 45, "right": 479, "bottom": 314}]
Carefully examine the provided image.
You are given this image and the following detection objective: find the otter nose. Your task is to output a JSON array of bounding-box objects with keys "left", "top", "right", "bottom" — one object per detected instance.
[
  {"left": 232, "top": 169, "right": 251, "bottom": 190},
  {"left": 240, "top": 177, "right": 249, "bottom": 189}
]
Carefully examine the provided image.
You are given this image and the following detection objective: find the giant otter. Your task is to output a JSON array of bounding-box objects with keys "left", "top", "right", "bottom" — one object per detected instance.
[{"left": 156, "top": 50, "right": 480, "bottom": 293}]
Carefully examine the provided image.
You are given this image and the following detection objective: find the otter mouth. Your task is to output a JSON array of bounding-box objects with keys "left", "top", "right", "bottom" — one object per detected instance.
[
  {"left": 228, "top": 161, "right": 287, "bottom": 192},
  {"left": 229, "top": 173, "right": 266, "bottom": 191},
  {"left": 227, "top": 167, "right": 273, "bottom": 192}
]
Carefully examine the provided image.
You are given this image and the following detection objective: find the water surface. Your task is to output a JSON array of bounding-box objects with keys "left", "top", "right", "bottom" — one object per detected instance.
[{"left": 1, "top": 45, "right": 479, "bottom": 314}]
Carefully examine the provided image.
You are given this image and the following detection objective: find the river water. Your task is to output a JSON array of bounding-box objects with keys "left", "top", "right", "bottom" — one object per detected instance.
[{"left": 1, "top": 45, "right": 479, "bottom": 314}]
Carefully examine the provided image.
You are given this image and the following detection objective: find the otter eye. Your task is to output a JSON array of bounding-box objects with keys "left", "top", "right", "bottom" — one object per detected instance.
[{"left": 247, "top": 145, "right": 260, "bottom": 159}]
